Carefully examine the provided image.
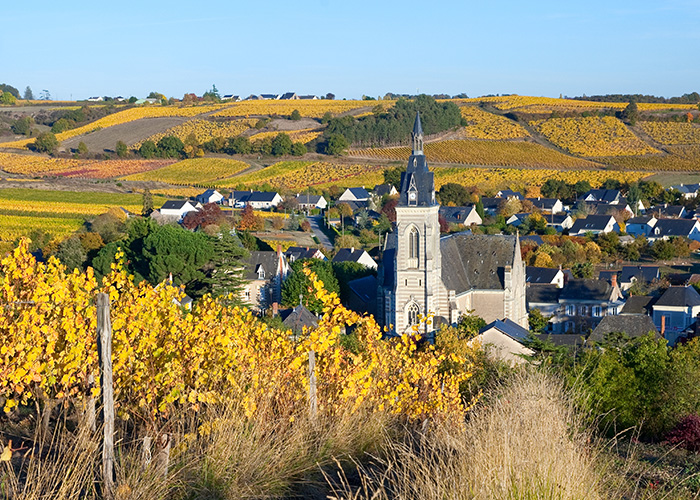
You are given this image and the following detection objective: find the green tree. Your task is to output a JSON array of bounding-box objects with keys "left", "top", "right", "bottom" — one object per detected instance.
[
  {"left": 651, "top": 239, "right": 675, "bottom": 260},
  {"left": 621, "top": 100, "right": 639, "bottom": 125},
  {"left": 282, "top": 259, "right": 339, "bottom": 313},
  {"left": 271, "top": 133, "right": 293, "bottom": 156},
  {"left": 0, "top": 92, "right": 17, "bottom": 105},
  {"left": 77, "top": 141, "right": 88, "bottom": 155},
  {"left": 195, "top": 232, "right": 249, "bottom": 303},
  {"left": 528, "top": 309, "right": 550, "bottom": 333},
  {"left": 0, "top": 84, "right": 20, "bottom": 98},
  {"left": 116, "top": 140, "right": 128, "bottom": 158},
  {"left": 142, "top": 188, "right": 154, "bottom": 216},
  {"left": 156, "top": 136, "right": 185, "bottom": 158},
  {"left": 290, "top": 109, "right": 301, "bottom": 121},
  {"left": 55, "top": 237, "right": 87, "bottom": 271},
  {"left": 23, "top": 86, "right": 34, "bottom": 100},
  {"left": 325, "top": 133, "right": 349, "bottom": 155},
  {"left": 571, "top": 262, "right": 593, "bottom": 278},
  {"left": 437, "top": 183, "right": 470, "bottom": 206},
  {"left": 51, "top": 118, "right": 72, "bottom": 133},
  {"left": 456, "top": 312, "right": 486, "bottom": 339},
  {"left": 203, "top": 84, "right": 220, "bottom": 101},
  {"left": 291, "top": 142, "right": 307, "bottom": 156},
  {"left": 139, "top": 140, "right": 157, "bottom": 159},
  {"left": 11, "top": 116, "right": 33, "bottom": 135},
  {"left": 333, "top": 261, "right": 375, "bottom": 302},
  {"left": 383, "top": 166, "right": 405, "bottom": 188},
  {"left": 31, "top": 132, "right": 59, "bottom": 154},
  {"left": 226, "top": 136, "right": 252, "bottom": 154}
]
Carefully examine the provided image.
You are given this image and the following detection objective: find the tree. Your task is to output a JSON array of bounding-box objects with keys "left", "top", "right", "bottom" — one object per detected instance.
[
  {"left": 437, "top": 183, "right": 470, "bottom": 206},
  {"left": 334, "top": 233, "right": 361, "bottom": 250},
  {"left": 11, "top": 117, "right": 33, "bottom": 135},
  {"left": 621, "top": 100, "right": 639, "bottom": 125},
  {"left": 572, "top": 262, "right": 594, "bottom": 278},
  {"left": 0, "top": 84, "right": 20, "bottom": 98},
  {"left": 226, "top": 136, "right": 252, "bottom": 154},
  {"left": 529, "top": 309, "right": 551, "bottom": 333},
  {"left": 291, "top": 142, "right": 307, "bottom": 156},
  {"left": 195, "top": 232, "right": 249, "bottom": 303},
  {"left": 31, "top": 132, "right": 59, "bottom": 154},
  {"left": 325, "top": 93, "right": 335, "bottom": 100},
  {"left": 139, "top": 140, "right": 157, "bottom": 159},
  {"left": 140, "top": 224, "right": 214, "bottom": 287},
  {"left": 142, "top": 189, "right": 154, "bottom": 217},
  {"left": 627, "top": 183, "right": 642, "bottom": 215},
  {"left": 0, "top": 92, "right": 17, "bottom": 105},
  {"left": 475, "top": 199, "right": 485, "bottom": 219},
  {"left": 55, "top": 237, "right": 87, "bottom": 272},
  {"left": 290, "top": 109, "right": 301, "bottom": 121},
  {"left": 325, "top": 133, "right": 349, "bottom": 155},
  {"left": 77, "top": 141, "right": 88, "bottom": 155},
  {"left": 383, "top": 166, "right": 405, "bottom": 188},
  {"left": 282, "top": 259, "right": 339, "bottom": 313},
  {"left": 23, "top": 86, "right": 34, "bottom": 100},
  {"left": 116, "top": 140, "right": 128, "bottom": 158},
  {"left": 651, "top": 239, "right": 675, "bottom": 261},
  {"left": 456, "top": 312, "right": 486, "bottom": 339},
  {"left": 203, "top": 84, "right": 220, "bottom": 101},
  {"left": 182, "top": 203, "right": 226, "bottom": 230},
  {"left": 271, "top": 133, "right": 293, "bottom": 156},
  {"left": 238, "top": 204, "right": 262, "bottom": 231},
  {"left": 333, "top": 261, "right": 375, "bottom": 302},
  {"left": 51, "top": 118, "right": 72, "bottom": 133},
  {"left": 381, "top": 197, "right": 398, "bottom": 222},
  {"left": 156, "top": 136, "right": 185, "bottom": 158}
]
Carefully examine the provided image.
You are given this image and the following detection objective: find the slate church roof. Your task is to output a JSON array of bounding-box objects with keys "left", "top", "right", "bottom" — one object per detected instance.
[
  {"left": 398, "top": 112, "right": 436, "bottom": 208},
  {"left": 440, "top": 233, "right": 518, "bottom": 293}
]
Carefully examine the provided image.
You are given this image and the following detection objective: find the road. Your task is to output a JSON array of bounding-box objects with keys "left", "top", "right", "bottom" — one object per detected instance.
[{"left": 308, "top": 215, "right": 333, "bottom": 250}]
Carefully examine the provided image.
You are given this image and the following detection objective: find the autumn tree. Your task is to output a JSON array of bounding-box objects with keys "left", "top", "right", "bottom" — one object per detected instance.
[{"left": 238, "top": 204, "right": 262, "bottom": 231}]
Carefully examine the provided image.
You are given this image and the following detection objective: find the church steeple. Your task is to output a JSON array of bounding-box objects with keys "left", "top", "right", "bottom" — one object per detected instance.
[{"left": 411, "top": 111, "right": 424, "bottom": 155}]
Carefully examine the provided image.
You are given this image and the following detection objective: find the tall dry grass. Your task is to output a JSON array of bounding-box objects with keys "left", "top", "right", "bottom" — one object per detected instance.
[{"left": 326, "top": 369, "right": 602, "bottom": 500}]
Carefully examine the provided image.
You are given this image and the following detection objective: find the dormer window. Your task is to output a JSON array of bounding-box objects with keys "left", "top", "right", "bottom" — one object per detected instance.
[{"left": 257, "top": 266, "right": 266, "bottom": 279}]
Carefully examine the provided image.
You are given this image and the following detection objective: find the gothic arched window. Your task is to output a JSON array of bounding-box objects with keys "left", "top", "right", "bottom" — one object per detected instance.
[
  {"left": 408, "top": 226, "right": 419, "bottom": 265},
  {"left": 407, "top": 302, "right": 420, "bottom": 326}
]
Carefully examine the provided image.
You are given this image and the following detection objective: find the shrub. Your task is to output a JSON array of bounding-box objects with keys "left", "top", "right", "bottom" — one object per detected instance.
[
  {"left": 290, "top": 109, "right": 301, "bottom": 121},
  {"left": 31, "top": 132, "right": 59, "bottom": 154},
  {"left": 11, "top": 116, "right": 33, "bottom": 135},
  {"left": 666, "top": 414, "right": 700, "bottom": 452},
  {"left": 139, "top": 140, "right": 157, "bottom": 159},
  {"left": 116, "top": 140, "right": 128, "bottom": 158},
  {"left": 291, "top": 142, "right": 307, "bottom": 156}
]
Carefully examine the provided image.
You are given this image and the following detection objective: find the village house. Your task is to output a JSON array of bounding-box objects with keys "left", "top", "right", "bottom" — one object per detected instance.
[
  {"left": 295, "top": 193, "right": 328, "bottom": 211},
  {"left": 545, "top": 213, "right": 574, "bottom": 232},
  {"left": 158, "top": 200, "right": 200, "bottom": 220},
  {"left": 230, "top": 190, "right": 283, "bottom": 210},
  {"left": 553, "top": 277, "right": 625, "bottom": 334},
  {"left": 196, "top": 189, "right": 225, "bottom": 205},
  {"left": 526, "top": 266, "right": 566, "bottom": 287},
  {"left": 338, "top": 187, "right": 371, "bottom": 204},
  {"left": 439, "top": 206, "right": 482, "bottom": 227},
  {"left": 647, "top": 218, "right": 700, "bottom": 242},
  {"left": 569, "top": 214, "right": 620, "bottom": 236},
  {"left": 526, "top": 197, "right": 564, "bottom": 214},
  {"left": 652, "top": 286, "right": 700, "bottom": 346},
  {"left": 333, "top": 247, "right": 377, "bottom": 270},
  {"left": 619, "top": 266, "right": 660, "bottom": 291},
  {"left": 475, "top": 319, "right": 534, "bottom": 365},
  {"left": 626, "top": 215, "right": 657, "bottom": 237},
  {"left": 285, "top": 246, "right": 326, "bottom": 262},
  {"left": 241, "top": 248, "right": 289, "bottom": 312}
]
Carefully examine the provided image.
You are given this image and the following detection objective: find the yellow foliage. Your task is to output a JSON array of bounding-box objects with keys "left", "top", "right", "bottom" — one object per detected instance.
[
  {"left": 640, "top": 122, "right": 700, "bottom": 145},
  {"left": 211, "top": 100, "right": 387, "bottom": 119},
  {"left": 460, "top": 106, "right": 530, "bottom": 140},
  {"left": 135, "top": 118, "right": 257, "bottom": 147},
  {"left": 123, "top": 157, "right": 249, "bottom": 185}
]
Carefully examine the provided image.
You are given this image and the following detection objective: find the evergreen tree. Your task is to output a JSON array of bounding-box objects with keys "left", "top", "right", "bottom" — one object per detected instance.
[
  {"left": 142, "top": 189, "right": 154, "bottom": 216},
  {"left": 196, "top": 232, "right": 249, "bottom": 303},
  {"left": 23, "top": 86, "right": 34, "bottom": 100}
]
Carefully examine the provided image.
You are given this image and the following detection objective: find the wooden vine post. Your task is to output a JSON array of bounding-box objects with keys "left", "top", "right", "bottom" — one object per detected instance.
[
  {"left": 308, "top": 349, "right": 317, "bottom": 423},
  {"left": 97, "top": 293, "right": 114, "bottom": 500}
]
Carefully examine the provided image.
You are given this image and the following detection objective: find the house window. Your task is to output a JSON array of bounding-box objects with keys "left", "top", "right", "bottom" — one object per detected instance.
[
  {"left": 257, "top": 268, "right": 265, "bottom": 280},
  {"left": 244, "top": 289, "right": 250, "bottom": 300},
  {"left": 566, "top": 305, "right": 575, "bottom": 316},
  {"left": 579, "top": 306, "right": 588, "bottom": 316},
  {"left": 408, "top": 227, "right": 419, "bottom": 266},
  {"left": 592, "top": 306, "right": 602, "bottom": 317},
  {"left": 564, "top": 321, "right": 575, "bottom": 333},
  {"left": 407, "top": 303, "right": 420, "bottom": 326}
]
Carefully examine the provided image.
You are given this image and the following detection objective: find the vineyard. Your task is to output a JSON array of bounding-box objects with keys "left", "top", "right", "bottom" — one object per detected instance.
[
  {"left": 0, "top": 241, "right": 471, "bottom": 425},
  {"left": 210, "top": 99, "right": 382, "bottom": 118},
  {"left": 459, "top": 106, "right": 530, "bottom": 140},
  {"left": 135, "top": 118, "right": 258, "bottom": 147},
  {"left": 459, "top": 95, "right": 699, "bottom": 113},
  {"left": 122, "top": 157, "right": 250, "bottom": 185},
  {"left": 532, "top": 116, "right": 659, "bottom": 157},
  {"left": 0, "top": 151, "right": 174, "bottom": 178},
  {"left": 215, "top": 160, "right": 387, "bottom": 190},
  {"left": 432, "top": 166, "right": 650, "bottom": 191},
  {"left": 0, "top": 104, "right": 231, "bottom": 149},
  {"left": 639, "top": 121, "right": 700, "bottom": 145},
  {"left": 248, "top": 128, "right": 323, "bottom": 144},
  {"left": 0, "top": 189, "right": 166, "bottom": 242},
  {"left": 352, "top": 139, "right": 601, "bottom": 168}
]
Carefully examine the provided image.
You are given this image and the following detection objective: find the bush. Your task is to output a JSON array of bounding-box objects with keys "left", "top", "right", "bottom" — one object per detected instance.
[
  {"left": 139, "top": 140, "right": 157, "bottom": 159},
  {"left": 156, "top": 135, "right": 185, "bottom": 158},
  {"left": 116, "top": 140, "right": 128, "bottom": 158},
  {"left": 31, "top": 131, "right": 59, "bottom": 154},
  {"left": 77, "top": 141, "right": 88, "bottom": 155},
  {"left": 290, "top": 109, "right": 301, "bottom": 121},
  {"left": 271, "top": 133, "right": 292, "bottom": 156},
  {"left": 11, "top": 116, "right": 33, "bottom": 135},
  {"left": 291, "top": 142, "right": 307, "bottom": 156},
  {"left": 325, "top": 133, "right": 349, "bottom": 155},
  {"left": 666, "top": 414, "right": 700, "bottom": 452},
  {"left": 51, "top": 118, "right": 73, "bottom": 133}
]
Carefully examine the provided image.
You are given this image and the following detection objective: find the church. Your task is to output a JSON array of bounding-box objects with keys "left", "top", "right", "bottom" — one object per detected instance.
[{"left": 377, "top": 113, "right": 528, "bottom": 334}]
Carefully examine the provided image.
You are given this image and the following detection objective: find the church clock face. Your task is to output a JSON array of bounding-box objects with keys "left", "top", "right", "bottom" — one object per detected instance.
[{"left": 409, "top": 192, "right": 416, "bottom": 201}]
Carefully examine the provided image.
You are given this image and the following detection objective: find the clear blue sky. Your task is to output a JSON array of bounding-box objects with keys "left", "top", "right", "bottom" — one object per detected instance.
[{"left": 2, "top": 0, "right": 698, "bottom": 100}]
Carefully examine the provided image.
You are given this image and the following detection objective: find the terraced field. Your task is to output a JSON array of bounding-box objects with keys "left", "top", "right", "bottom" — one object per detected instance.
[
  {"left": 122, "top": 158, "right": 250, "bottom": 185},
  {"left": 640, "top": 122, "right": 700, "bottom": 145},
  {"left": 459, "top": 106, "right": 530, "bottom": 139}
]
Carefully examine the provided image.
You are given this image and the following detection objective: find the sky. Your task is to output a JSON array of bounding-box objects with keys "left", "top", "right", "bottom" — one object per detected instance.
[{"left": 2, "top": 0, "right": 699, "bottom": 100}]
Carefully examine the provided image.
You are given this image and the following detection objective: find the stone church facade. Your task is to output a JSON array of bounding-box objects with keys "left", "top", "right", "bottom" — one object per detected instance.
[{"left": 378, "top": 113, "right": 527, "bottom": 334}]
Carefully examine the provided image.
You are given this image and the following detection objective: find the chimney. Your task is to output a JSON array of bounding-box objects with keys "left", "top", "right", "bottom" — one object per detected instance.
[
  {"left": 611, "top": 274, "right": 617, "bottom": 289},
  {"left": 272, "top": 302, "right": 279, "bottom": 317},
  {"left": 351, "top": 246, "right": 355, "bottom": 253},
  {"left": 661, "top": 315, "right": 666, "bottom": 336}
]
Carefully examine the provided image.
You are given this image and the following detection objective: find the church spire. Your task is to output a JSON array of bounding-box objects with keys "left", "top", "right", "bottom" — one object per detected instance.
[{"left": 411, "top": 111, "right": 423, "bottom": 155}]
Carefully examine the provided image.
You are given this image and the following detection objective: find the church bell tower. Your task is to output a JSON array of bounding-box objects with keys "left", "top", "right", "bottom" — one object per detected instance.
[{"left": 390, "top": 112, "right": 442, "bottom": 335}]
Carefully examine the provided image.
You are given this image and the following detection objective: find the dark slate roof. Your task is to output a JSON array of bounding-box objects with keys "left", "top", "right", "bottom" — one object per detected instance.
[
  {"left": 581, "top": 189, "right": 621, "bottom": 203},
  {"left": 652, "top": 218, "right": 697, "bottom": 237},
  {"left": 627, "top": 215, "right": 655, "bottom": 225},
  {"left": 590, "top": 315, "right": 659, "bottom": 342},
  {"left": 671, "top": 183, "right": 700, "bottom": 194},
  {"left": 527, "top": 284, "right": 560, "bottom": 304},
  {"left": 480, "top": 197, "right": 502, "bottom": 210},
  {"left": 161, "top": 200, "right": 192, "bottom": 210},
  {"left": 381, "top": 248, "right": 395, "bottom": 288},
  {"left": 546, "top": 214, "right": 570, "bottom": 225},
  {"left": 279, "top": 92, "right": 296, "bottom": 100},
  {"left": 282, "top": 304, "right": 319, "bottom": 333},
  {"left": 526, "top": 266, "right": 560, "bottom": 284},
  {"left": 285, "top": 246, "right": 324, "bottom": 261},
  {"left": 570, "top": 215, "right": 615, "bottom": 233},
  {"left": 652, "top": 205, "right": 686, "bottom": 217},
  {"left": 621, "top": 295, "right": 655, "bottom": 315},
  {"left": 243, "top": 251, "right": 279, "bottom": 280},
  {"left": 333, "top": 247, "right": 369, "bottom": 264},
  {"left": 373, "top": 184, "right": 396, "bottom": 197},
  {"left": 526, "top": 198, "right": 560, "bottom": 210},
  {"left": 412, "top": 111, "right": 423, "bottom": 136},
  {"left": 655, "top": 286, "right": 700, "bottom": 307},
  {"left": 440, "top": 233, "right": 517, "bottom": 293},
  {"left": 399, "top": 155, "right": 435, "bottom": 207},
  {"left": 560, "top": 279, "right": 615, "bottom": 301},
  {"left": 347, "top": 275, "right": 378, "bottom": 304},
  {"left": 498, "top": 189, "right": 524, "bottom": 200},
  {"left": 230, "top": 190, "right": 252, "bottom": 201},
  {"left": 342, "top": 200, "right": 368, "bottom": 212},
  {"left": 296, "top": 194, "right": 323, "bottom": 204},
  {"left": 199, "top": 188, "right": 219, "bottom": 198},
  {"left": 620, "top": 266, "right": 660, "bottom": 284},
  {"left": 246, "top": 191, "right": 279, "bottom": 202},
  {"left": 598, "top": 270, "right": 618, "bottom": 282},
  {"left": 584, "top": 201, "right": 630, "bottom": 216},
  {"left": 480, "top": 318, "right": 530, "bottom": 342},
  {"left": 344, "top": 187, "right": 370, "bottom": 200},
  {"left": 439, "top": 206, "right": 476, "bottom": 224}
]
